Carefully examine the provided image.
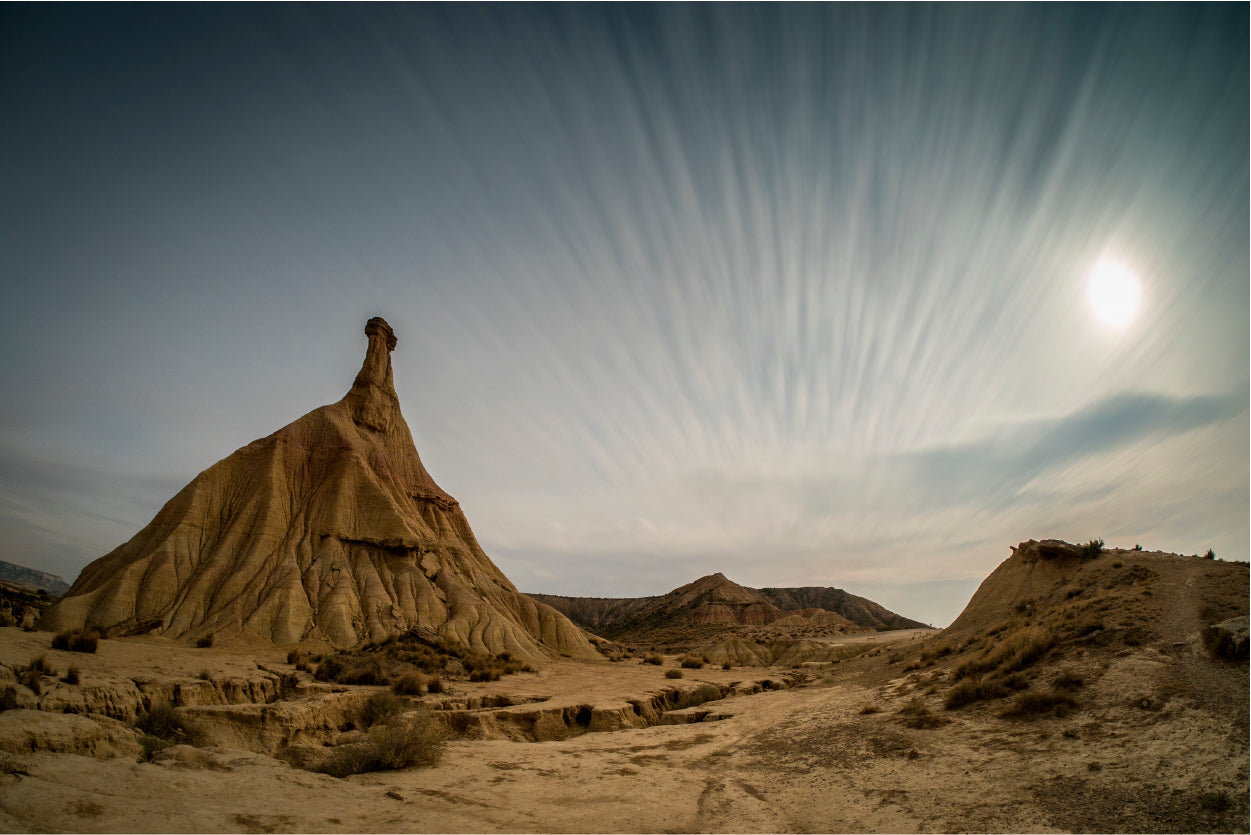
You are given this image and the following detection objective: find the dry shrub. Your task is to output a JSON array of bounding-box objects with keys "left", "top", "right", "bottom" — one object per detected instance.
[
  {"left": 315, "top": 709, "right": 446, "bottom": 777},
  {"left": 1052, "top": 669, "right": 1084, "bottom": 691},
  {"left": 997, "top": 689, "right": 1077, "bottom": 719},
  {"left": 643, "top": 654, "right": 663, "bottom": 665},
  {"left": 361, "top": 691, "right": 405, "bottom": 727},
  {"left": 722, "top": 661, "right": 732, "bottom": 670},
  {"left": 63, "top": 666, "right": 80, "bottom": 685},
  {"left": 133, "top": 703, "right": 206, "bottom": 759},
  {"left": 286, "top": 649, "right": 302, "bottom": 665},
  {"left": 665, "top": 669, "right": 683, "bottom": 679},
  {"left": 196, "top": 633, "right": 214, "bottom": 648},
  {"left": 897, "top": 696, "right": 946, "bottom": 729},
  {"left": 392, "top": 672, "right": 427, "bottom": 696},
  {"left": 945, "top": 676, "right": 1010, "bottom": 709},
  {"left": 1201, "top": 624, "right": 1248, "bottom": 663},
  {"left": 27, "top": 655, "right": 56, "bottom": 676},
  {"left": 858, "top": 703, "right": 882, "bottom": 715},
  {"left": 425, "top": 675, "right": 443, "bottom": 694},
  {"left": 52, "top": 629, "right": 99, "bottom": 653},
  {"left": 679, "top": 655, "right": 705, "bottom": 669}
]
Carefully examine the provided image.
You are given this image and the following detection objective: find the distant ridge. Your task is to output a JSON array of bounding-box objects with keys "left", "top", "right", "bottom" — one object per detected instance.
[
  {"left": 530, "top": 574, "right": 924, "bottom": 639},
  {"left": 0, "top": 560, "right": 69, "bottom": 596}
]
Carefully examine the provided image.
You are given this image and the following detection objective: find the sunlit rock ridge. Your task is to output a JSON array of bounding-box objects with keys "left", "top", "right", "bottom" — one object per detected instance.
[{"left": 39, "top": 318, "right": 599, "bottom": 661}]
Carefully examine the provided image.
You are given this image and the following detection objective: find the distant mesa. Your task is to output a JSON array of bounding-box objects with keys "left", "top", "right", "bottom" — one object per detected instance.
[
  {"left": 0, "top": 559, "right": 70, "bottom": 597},
  {"left": 38, "top": 317, "right": 599, "bottom": 662}
]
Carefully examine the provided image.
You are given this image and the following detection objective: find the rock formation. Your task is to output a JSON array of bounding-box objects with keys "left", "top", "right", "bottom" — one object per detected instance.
[{"left": 39, "top": 318, "right": 599, "bottom": 662}]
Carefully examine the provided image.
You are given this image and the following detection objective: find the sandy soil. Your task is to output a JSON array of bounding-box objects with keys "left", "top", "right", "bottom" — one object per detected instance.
[{"left": 1, "top": 623, "right": 1245, "bottom": 834}]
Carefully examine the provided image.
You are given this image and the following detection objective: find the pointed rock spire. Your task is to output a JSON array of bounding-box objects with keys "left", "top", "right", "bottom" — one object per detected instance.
[
  {"left": 38, "top": 318, "right": 599, "bottom": 661},
  {"left": 343, "top": 316, "right": 400, "bottom": 433}
]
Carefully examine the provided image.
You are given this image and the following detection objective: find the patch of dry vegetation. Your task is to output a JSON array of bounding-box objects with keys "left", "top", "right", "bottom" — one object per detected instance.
[
  {"left": 308, "top": 629, "right": 533, "bottom": 686},
  {"left": 51, "top": 628, "right": 99, "bottom": 653},
  {"left": 313, "top": 708, "right": 446, "bottom": 777}
]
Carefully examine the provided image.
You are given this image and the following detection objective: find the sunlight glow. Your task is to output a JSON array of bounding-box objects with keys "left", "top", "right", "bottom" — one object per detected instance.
[{"left": 1087, "top": 258, "right": 1142, "bottom": 329}]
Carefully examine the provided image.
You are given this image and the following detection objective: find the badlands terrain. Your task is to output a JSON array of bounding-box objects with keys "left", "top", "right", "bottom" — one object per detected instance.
[
  {"left": 0, "top": 541, "right": 1247, "bottom": 833},
  {"left": 1, "top": 320, "right": 1246, "bottom": 832}
]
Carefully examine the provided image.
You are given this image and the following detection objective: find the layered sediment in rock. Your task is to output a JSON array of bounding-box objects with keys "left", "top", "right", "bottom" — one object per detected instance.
[{"left": 39, "top": 318, "right": 598, "bottom": 662}]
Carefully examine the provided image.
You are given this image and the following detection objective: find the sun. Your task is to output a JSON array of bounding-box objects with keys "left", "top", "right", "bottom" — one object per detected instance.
[{"left": 1086, "top": 257, "right": 1142, "bottom": 329}]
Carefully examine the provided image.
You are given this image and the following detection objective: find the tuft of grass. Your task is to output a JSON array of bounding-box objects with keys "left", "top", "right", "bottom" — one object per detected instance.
[
  {"left": 197, "top": 670, "right": 212, "bottom": 681},
  {"left": 196, "top": 633, "right": 214, "bottom": 648},
  {"left": 133, "top": 703, "right": 206, "bottom": 758},
  {"left": 997, "top": 689, "right": 1077, "bottom": 719},
  {"left": 896, "top": 696, "right": 946, "bottom": 729},
  {"left": 1052, "top": 669, "right": 1084, "bottom": 691},
  {"left": 643, "top": 654, "right": 663, "bottom": 665},
  {"left": 1132, "top": 544, "right": 1143, "bottom": 551},
  {"left": 314, "top": 709, "right": 446, "bottom": 777},
  {"left": 945, "top": 676, "right": 1010, "bottom": 709},
  {"left": 52, "top": 629, "right": 99, "bottom": 654},
  {"left": 62, "top": 666, "right": 80, "bottom": 685},
  {"left": 664, "top": 669, "right": 683, "bottom": 679},
  {"left": 360, "top": 691, "right": 405, "bottom": 728},
  {"left": 858, "top": 704, "right": 882, "bottom": 715},
  {"left": 1081, "top": 539, "right": 1105, "bottom": 559},
  {"left": 27, "top": 655, "right": 56, "bottom": 676},
  {"left": 721, "top": 661, "right": 732, "bottom": 670}
]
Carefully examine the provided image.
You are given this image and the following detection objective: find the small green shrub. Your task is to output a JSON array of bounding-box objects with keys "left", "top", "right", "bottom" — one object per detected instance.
[
  {"left": 1203, "top": 548, "right": 1216, "bottom": 560},
  {"left": 664, "top": 669, "right": 683, "bottom": 679},
  {"left": 1081, "top": 539, "right": 1105, "bottom": 559},
  {"left": 361, "top": 691, "right": 405, "bottom": 727}
]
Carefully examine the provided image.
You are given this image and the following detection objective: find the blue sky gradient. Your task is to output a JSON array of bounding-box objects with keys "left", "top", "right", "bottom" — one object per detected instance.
[{"left": 2, "top": 5, "right": 1246, "bottom": 625}]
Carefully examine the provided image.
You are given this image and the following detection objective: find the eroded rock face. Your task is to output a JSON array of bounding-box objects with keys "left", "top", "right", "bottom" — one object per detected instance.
[{"left": 38, "top": 318, "right": 599, "bottom": 662}]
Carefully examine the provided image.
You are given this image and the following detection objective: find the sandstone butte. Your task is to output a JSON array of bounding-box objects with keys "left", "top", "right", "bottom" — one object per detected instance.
[{"left": 38, "top": 318, "right": 599, "bottom": 662}]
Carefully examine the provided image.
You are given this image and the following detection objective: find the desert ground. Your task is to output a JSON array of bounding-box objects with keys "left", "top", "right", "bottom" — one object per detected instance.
[{"left": 2, "top": 549, "right": 1247, "bottom": 835}]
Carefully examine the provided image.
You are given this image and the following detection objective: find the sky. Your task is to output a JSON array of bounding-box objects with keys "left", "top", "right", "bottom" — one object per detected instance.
[{"left": 1, "top": 4, "right": 1246, "bottom": 627}]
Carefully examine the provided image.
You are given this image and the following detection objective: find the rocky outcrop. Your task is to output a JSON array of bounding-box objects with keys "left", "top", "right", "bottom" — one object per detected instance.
[
  {"left": 0, "top": 710, "right": 141, "bottom": 759},
  {"left": 38, "top": 318, "right": 598, "bottom": 663}
]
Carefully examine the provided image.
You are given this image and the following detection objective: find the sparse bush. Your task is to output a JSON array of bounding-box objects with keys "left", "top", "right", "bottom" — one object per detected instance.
[
  {"left": 0, "top": 610, "right": 15, "bottom": 628},
  {"left": 1081, "top": 539, "right": 1105, "bottom": 559},
  {"left": 945, "top": 676, "right": 1010, "bottom": 709},
  {"left": 63, "top": 666, "right": 80, "bottom": 685},
  {"left": 665, "top": 669, "right": 683, "bottom": 679},
  {"left": 1132, "top": 544, "right": 1143, "bottom": 551},
  {"left": 361, "top": 691, "right": 405, "bottom": 727},
  {"left": 135, "top": 703, "right": 182, "bottom": 740},
  {"left": 286, "top": 649, "right": 302, "bottom": 665},
  {"left": 314, "top": 710, "right": 446, "bottom": 777},
  {"left": 18, "top": 668, "right": 42, "bottom": 694},
  {"left": 1052, "top": 669, "right": 1084, "bottom": 691},
  {"left": 722, "top": 661, "right": 732, "bottom": 670},
  {"left": 897, "top": 696, "right": 946, "bottom": 729},
  {"left": 425, "top": 676, "right": 443, "bottom": 694},
  {"left": 1201, "top": 623, "right": 1249, "bottom": 663},
  {"left": 858, "top": 704, "right": 882, "bottom": 715},
  {"left": 997, "top": 689, "right": 1077, "bottom": 719},
  {"left": 679, "top": 655, "right": 705, "bottom": 669},
  {"left": 1203, "top": 548, "right": 1216, "bottom": 560},
  {"left": 392, "top": 672, "right": 427, "bottom": 696},
  {"left": 469, "top": 669, "right": 500, "bottom": 682},
  {"left": 138, "top": 734, "right": 172, "bottom": 762},
  {"left": 52, "top": 629, "right": 99, "bottom": 653},
  {"left": 196, "top": 633, "right": 214, "bottom": 648},
  {"left": 643, "top": 654, "right": 663, "bottom": 665},
  {"left": 27, "top": 655, "right": 56, "bottom": 676},
  {"left": 198, "top": 670, "right": 212, "bottom": 681}
]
